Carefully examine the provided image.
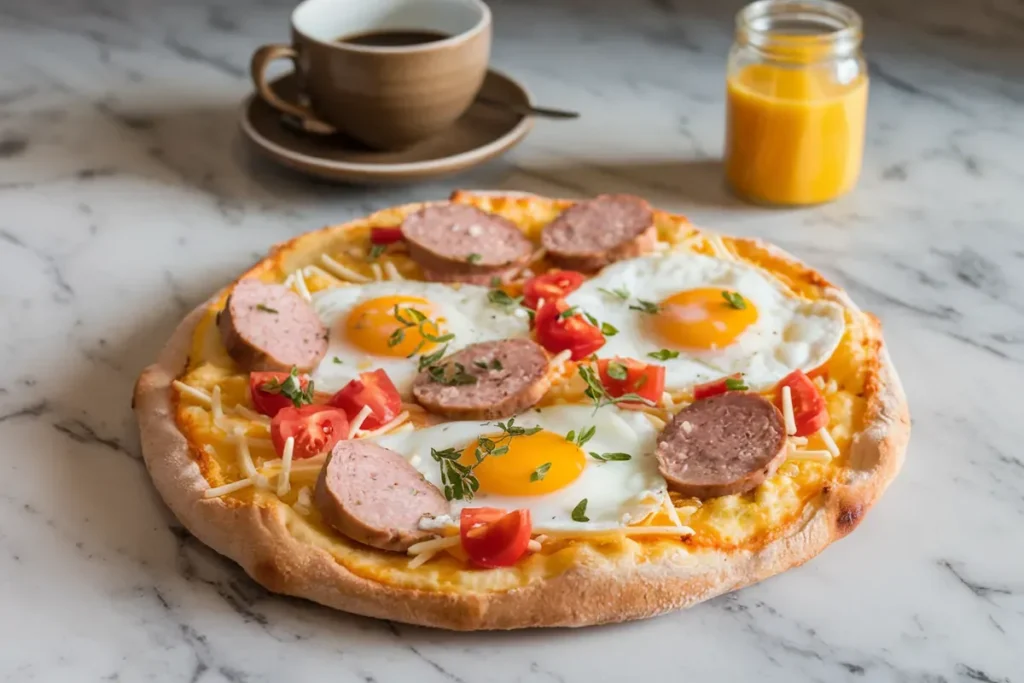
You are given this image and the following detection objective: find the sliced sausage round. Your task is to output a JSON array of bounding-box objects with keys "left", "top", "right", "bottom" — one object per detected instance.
[
  {"left": 656, "top": 392, "right": 787, "bottom": 499},
  {"left": 315, "top": 440, "right": 449, "bottom": 552},
  {"left": 218, "top": 279, "right": 328, "bottom": 372},
  {"left": 541, "top": 194, "right": 656, "bottom": 272},
  {"left": 412, "top": 339, "right": 552, "bottom": 420},
  {"left": 401, "top": 204, "right": 534, "bottom": 281}
]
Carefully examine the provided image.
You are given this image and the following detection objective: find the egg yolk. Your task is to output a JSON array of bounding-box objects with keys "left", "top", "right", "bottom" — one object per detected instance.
[
  {"left": 652, "top": 287, "right": 758, "bottom": 350},
  {"left": 460, "top": 430, "right": 586, "bottom": 496},
  {"left": 344, "top": 295, "right": 445, "bottom": 358}
]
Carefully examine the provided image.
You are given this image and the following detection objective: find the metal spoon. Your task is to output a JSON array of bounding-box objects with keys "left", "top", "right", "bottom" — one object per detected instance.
[{"left": 475, "top": 96, "right": 580, "bottom": 119}]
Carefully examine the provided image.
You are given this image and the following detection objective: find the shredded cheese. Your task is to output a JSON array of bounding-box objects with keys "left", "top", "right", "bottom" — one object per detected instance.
[
  {"left": 303, "top": 265, "right": 342, "bottom": 285},
  {"left": 527, "top": 539, "right": 542, "bottom": 552},
  {"left": 383, "top": 262, "right": 404, "bottom": 281},
  {"left": 407, "top": 550, "right": 438, "bottom": 568},
  {"left": 211, "top": 385, "right": 225, "bottom": 425},
  {"left": 661, "top": 392, "right": 675, "bottom": 411},
  {"left": 172, "top": 381, "right": 212, "bottom": 406},
  {"left": 548, "top": 349, "right": 572, "bottom": 373},
  {"left": 234, "top": 428, "right": 258, "bottom": 478},
  {"left": 370, "top": 262, "right": 384, "bottom": 281},
  {"left": 781, "top": 385, "right": 797, "bottom": 435},
  {"left": 204, "top": 478, "right": 254, "bottom": 498},
  {"left": 407, "top": 535, "right": 460, "bottom": 556},
  {"left": 818, "top": 426, "right": 840, "bottom": 457},
  {"left": 676, "top": 505, "right": 699, "bottom": 516},
  {"left": 321, "top": 253, "right": 371, "bottom": 283},
  {"left": 232, "top": 405, "right": 270, "bottom": 427},
  {"left": 662, "top": 496, "right": 685, "bottom": 528},
  {"left": 348, "top": 405, "right": 373, "bottom": 438},
  {"left": 277, "top": 436, "right": 295, "bottom": 496},
  {"left": 706, "top": 233, "right": 733, "bottom": 260},
  {"left": 788, "top": 449, "right": 833, "bottom": 463},
  {"left": 789, "top": 435, "right": 808, "bottom": 446},
  {"left": 357, "top": 411, "right": 409, "bottom": 438},
  {"left": 293, "top": 486, "right": 312, "bottom": 515},
  {"left": 388, "top": 422, "right": 414, "bottom": 435},
  {"left": 293, "top": 268, "right": 312, "bottom": 301},
  {"left": 644, "top": 413, "right": 667, "bottom": 430}
]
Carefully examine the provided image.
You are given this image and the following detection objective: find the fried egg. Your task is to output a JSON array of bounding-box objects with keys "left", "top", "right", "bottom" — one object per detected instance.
[
  {"left": 567, "top": 253, "right": 845, "bottom": 391},
  {"left": 310, "top": 282, "right": 530, "bottom": 395},
  {"left": 374, "top": 404, "right": 669, "bottom": 531}
]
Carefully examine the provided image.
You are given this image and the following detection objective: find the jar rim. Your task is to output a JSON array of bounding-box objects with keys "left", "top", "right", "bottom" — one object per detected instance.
[{"left": 736, "top": 0, "right": 862, "bottom": 59}]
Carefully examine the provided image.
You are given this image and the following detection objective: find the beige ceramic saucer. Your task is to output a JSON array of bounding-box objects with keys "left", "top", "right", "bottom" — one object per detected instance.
[{"left": 240, "top": 69, "right": 534, "bottom": 184}]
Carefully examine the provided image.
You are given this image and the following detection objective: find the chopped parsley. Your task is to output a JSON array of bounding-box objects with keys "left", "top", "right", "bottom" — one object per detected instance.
[
  {"left": 530, "top": 462, "right": 552, "bottom": 482},
  {"left": 427, "top": 362, "right": 477, "bottom": 386},
  {"left": 259, "top": 367, "right": 313, "bottom": 408},
  {"left": 367, "top": 244, "right": 386, "bottom": 260},
  {"left": 571, "top": 498, "right": 590, "bottom": 522},
  {"left": 600, "top": 322, "right": 619, "bottom": 336},
  {"left": 416, "top": 345, "right": 448, "bottom": 371},
  {"left": 255, "top": 303, "right": 278, "bottom": 313},
  {"left": 605, "top": 361, "right": 628, "bottom": 381},
  {"left": 648, "top": 349, "right": 680, "bottom": 361},
  {"left": 629, "top": 299, "right": 661, "bottom": 314},
  {"left": 466, "top": 253, "right": 482, "bottom": 264},
  {"left": 557, "top": 305, "right": 580, "bottom": 320},
  {"left": 473, "top": 358, "right": 504, "bottom": 371},
  {"left": 487, "top": 288, "right": 524, "bottom": 313},
  {"left": 722, "top": 291, "right": 747, "bottom": 310},
  {"left": 589, "top": 452, "right": 632, "bottom": 462},
  {"left": 332, "top": 356, "right": 343, "bottom": 364},
  {"left": 725, "top": 377, "right": 749, "bottom": 391}
]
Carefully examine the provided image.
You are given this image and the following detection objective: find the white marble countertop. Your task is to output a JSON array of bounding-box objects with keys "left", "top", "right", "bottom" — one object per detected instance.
[{"left": 1, "top": 0, "right": 1022, "bottom": 680}]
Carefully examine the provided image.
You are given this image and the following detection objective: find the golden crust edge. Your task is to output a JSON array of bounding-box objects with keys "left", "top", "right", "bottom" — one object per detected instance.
[{"left": 132, "top": 193, "right": 911, "bottom": 630}]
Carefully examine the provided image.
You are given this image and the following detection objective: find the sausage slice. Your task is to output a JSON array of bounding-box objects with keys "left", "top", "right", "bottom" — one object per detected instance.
[
  {"left": 541, "top": 194, "right": 656, "bottom": 272},
  {"left": 412, "top": 339, "right": 552, "bottom": 420},
  {"left": 656, "top": 392, "right": 787, "bottom": 499},
  {"left": 315, "top": 440, "right": 449, "bottom": 552},
  {"left": 218, "top": 279, "right": 328, "bottom": 372},
  {"left": 402, "top": 204, "right": 533, "bottom": 282}
]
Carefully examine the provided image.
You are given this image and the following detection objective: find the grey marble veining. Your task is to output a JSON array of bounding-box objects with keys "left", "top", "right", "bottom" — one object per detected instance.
[{"left": 1, "top": 0, "right": 1022, "bottom": 680}]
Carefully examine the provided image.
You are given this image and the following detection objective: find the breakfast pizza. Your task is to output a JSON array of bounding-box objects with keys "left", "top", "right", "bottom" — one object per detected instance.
[{"left": 133, "top": 191, "right": 910, "bottom": 630}]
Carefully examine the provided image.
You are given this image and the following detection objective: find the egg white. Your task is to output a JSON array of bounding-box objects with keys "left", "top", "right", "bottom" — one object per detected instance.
[
  {"left": 374, "top": 404, "right": 669, "bottom": 531},
  {"left": 310, "top": 281, "right": 531, "bottom": 395},
  {"left": 566, "top": 253, "right": 845, "bottom": 391}
]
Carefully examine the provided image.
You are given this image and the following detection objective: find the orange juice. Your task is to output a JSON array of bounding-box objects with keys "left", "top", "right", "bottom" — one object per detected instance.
[{"left": 725, "top": 61, "right": 868, "bottom": 206}]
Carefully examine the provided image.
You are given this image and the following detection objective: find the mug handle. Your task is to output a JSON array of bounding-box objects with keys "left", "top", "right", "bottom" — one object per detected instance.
[{"left": 250, "top": 44, "right": 332, "bottom": 129}]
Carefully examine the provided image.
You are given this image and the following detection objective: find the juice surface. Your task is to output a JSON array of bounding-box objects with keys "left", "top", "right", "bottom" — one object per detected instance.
[{"left": 725, "top": 62, "right": 868, "bottom": 206}]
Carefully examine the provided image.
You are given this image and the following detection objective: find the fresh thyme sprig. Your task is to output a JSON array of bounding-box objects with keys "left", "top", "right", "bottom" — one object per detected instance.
[
  {"left": 432, "top": 417, "right": 543, "bottom": 501},
  {"left": 259, "top": 367, "right": 314, "bottom": 408}
]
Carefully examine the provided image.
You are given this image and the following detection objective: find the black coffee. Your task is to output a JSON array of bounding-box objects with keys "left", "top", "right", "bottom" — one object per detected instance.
[{"left": 338, "top": 29, "right": 450, "bottom": 47}]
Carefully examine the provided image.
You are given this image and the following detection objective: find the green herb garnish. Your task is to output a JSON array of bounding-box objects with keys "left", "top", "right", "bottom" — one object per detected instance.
[
  {"left": 367, "top": 244, "right": 386, "bottom": 261},
  {"left": 648, "top": 349, "right": 680, "bottom": 361},
  {"left": 427, "top": 362, "right": 477, "bottom": 386},
  {"left": 530, "top": 462, "right": 552, "bottom": 482},
  {"left": 629, "top": 299, "right": 661, "bottom": 314},
  {"left": 722, "top": 291, "right": 747, "bottom": 310},
  {"left": 589, "top": 452, "right": 632, "bottom": 462},
  {"left": 600, "top": 322, "right": 619, "bottom": 336},
  {"left": 332, "top": 356, "right": 343, "bottom": 364},
  {"left": 725, "top": 377, "right": 749, "bottom": 391},
  {"left": 599, "top": 286, "right": 630, "bottom": 301},
  {"left": 571, "top": 498, "right": 590, "bottom": 522},
  {"left": 259, "top": 367, "right": 313, "bottom": 408},
  {"left": 487, "top": 288, "right": 524, "bottom": 313},
  {"left": 433, "top": 418, "right": 542, "bottom": 501},
  {"left": 565, "top": 425, "right": 596, "bottom": 448},
  {"left": 577, "top": 365, "right": 653, "bottom": 413},
  {"left": 255, "top": 303, "right": 278, "bottom": 313},
  {"left": 466, "top": 253, "right": 482, "bottom": 264},
  {"left": 557, "top": 305, "right": 579, "bottom": 320},
  {"left": 605, "top": 361, "right": 628, "bottom": 381}
]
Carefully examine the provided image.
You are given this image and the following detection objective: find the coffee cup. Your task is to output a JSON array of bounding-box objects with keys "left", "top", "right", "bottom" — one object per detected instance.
[{"left": 250, "top": 0, "right": 491, "bottom": 150}]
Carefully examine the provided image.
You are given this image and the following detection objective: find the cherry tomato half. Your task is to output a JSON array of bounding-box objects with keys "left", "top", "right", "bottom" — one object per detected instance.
[
  {"left": 522, "top": 270, "right": 585, "bottom": 310},
  {"left": 460, "top": 508, "right": 532, "bottom": 568},
  {"left": 327, "top": 369, "right": 402, "bottom": 431},
  {"left": 535, "top": 299, "right": 606, "bottom": 360},
  {"left": 597, "top": 358, "right": 665, "bottom": 404},
  {"left": 693, "top": 373, "right": 745, "bottom": 401},
  {"left": 775, "top": 369, "right": 829, "bottom": 436},
  {"left": 249, "top": 371, "right": 311, "bottom": 417},
  {"left": 370, "top": 226, "right": 404, "bottom": 245},
  {"left": 271, "top": 404, "right": 349, "bottom": 460}
]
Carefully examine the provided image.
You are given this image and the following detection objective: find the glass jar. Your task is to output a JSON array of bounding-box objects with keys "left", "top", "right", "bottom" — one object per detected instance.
[{"left": 724, "top": 0, "right": 868, "bottom": 206}]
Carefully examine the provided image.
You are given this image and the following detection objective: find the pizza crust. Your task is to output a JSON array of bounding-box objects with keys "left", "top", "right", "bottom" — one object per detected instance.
[{"left": 133, "top": 196, "right": 910, "bottom": 630}]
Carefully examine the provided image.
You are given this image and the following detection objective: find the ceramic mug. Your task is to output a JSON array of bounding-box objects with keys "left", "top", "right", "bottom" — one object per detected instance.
[{"left": 250, "top": 0, "right": 491, "bottom": 150}]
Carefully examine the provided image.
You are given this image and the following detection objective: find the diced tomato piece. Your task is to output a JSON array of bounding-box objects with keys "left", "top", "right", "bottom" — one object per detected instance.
[
  {"left": 460, "top": 508, "right": 532, "bottom": 568},
  {"left": 370, "top": 226, "right": 404, "bottom": 245},
  {"left": 327, "top": 369, "right": 402, "bottom": 430},
  {"left": 775, "top": 370, "right": 829, "bottom": 436},
  {"left": 522, "top": 270, "right": 585, "bottom": 310},
  {"left": 597, "top": 358, "right": 665, "bottom": 404},
  {"left": 271, "top": 404, "right": 349, "bottom": 460},
  {"left": 249, "top": 371, "right": 311, "bottom": 417},
  {"left": 534, "top": 299, "right": 606, "bottom": 360},
  {"left": 693, "top": 373, "right": 746, "bottom": 400}
]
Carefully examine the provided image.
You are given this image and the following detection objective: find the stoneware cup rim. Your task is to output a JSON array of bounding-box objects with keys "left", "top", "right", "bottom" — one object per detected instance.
[{"left": 289, "top": 0, "right": 492, "bottom": 54}]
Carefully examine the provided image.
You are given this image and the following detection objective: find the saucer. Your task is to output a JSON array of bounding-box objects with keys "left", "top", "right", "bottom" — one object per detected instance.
[{"left": 240, "top": 69, "right": 534, "bottom": 184}]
